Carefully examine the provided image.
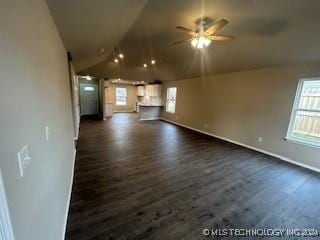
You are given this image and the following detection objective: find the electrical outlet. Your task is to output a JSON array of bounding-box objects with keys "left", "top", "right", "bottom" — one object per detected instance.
[
  {"left": 175, "top": 115, "right": 178, "bottom": 120},
  {"left": 45, "top": 126, "right": 50, "bottom": 141},
  {"left": 204, "top": 123, "right": 208, "bottom": 129},
  {"left": 258, "top": 137, "right": 263, "bottom": 143},
  {"left": 17, "top": 145, "right": 31, "bottom": 177}
]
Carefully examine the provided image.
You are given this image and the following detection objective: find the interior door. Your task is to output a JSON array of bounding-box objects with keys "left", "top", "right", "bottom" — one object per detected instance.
[{"left": 80, "top": 83, "right": 99, "bottom": 116}]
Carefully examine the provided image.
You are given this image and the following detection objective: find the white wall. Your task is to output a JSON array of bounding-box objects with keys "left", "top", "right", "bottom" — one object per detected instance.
[
  {"left": 0, "top": 0, "right": 75, "bottom": 239},
  {"left": 105, "top": 83, "right": 138, "bottom": 112},
  {"left": 162, "top": 61, "right": 320, "bottom": 171}
]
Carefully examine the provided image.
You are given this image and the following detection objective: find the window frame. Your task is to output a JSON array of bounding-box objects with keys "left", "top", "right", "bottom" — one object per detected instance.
[
  {"left": 115, "top": 87, "right": 127, "bottom": 106},
  {"left": 286, "top": 78, "right": 320, "bottom": 148},
  {"left": 166, "top": 87, "right": 177, "bottom": 114}
]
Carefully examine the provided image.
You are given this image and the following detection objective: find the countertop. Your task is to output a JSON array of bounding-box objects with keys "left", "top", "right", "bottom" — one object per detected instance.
[{"left": 138, "top": 104, "right": 164, "bottom": 107}]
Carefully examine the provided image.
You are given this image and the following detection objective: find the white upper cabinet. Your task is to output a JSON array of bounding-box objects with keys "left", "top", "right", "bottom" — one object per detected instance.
[
  {"left": 145, "top": 84, "right": 162, "bottom": 97},
  {"left": 145, "top": 85, "right": 152, "bottom": 96},
  {"left": 152, "top": 84, "right": 162, "bottom": 97},
  {"left": 137, "top": 86, "right": 145, "bottom": 96}
]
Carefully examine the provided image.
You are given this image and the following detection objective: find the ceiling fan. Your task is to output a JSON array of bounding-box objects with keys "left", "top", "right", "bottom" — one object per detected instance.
[{"left": 174, "top": 18, "right": 234, "bottom": 49}]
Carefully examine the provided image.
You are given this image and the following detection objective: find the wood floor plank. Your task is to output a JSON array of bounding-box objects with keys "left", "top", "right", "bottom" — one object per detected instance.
[{"left": 66, "top": 113, "right": 320, "bottom": 240}]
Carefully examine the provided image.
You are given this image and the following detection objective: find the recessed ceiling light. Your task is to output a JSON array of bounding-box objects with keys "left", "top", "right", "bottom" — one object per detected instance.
[
  {"left": 141, "top": 81, "right": 144, "bottom": 83},
  {"left": 119, "top": 53, "right": 124, "bottom": 59},
  {"left": 99, "top": 48, "right": 105, "bottom": 53},
  {"left": 143, "top": 64, "right": 147, "bottom": 68},
  {"left": 151, "top": 60, "right": 156, "bottom": 65},
  {"left": 114, "top": 58, "right": 119, "bottom": 63}
]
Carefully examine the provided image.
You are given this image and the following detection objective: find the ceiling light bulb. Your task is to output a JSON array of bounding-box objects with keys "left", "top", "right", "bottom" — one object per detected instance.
[
  {"left": 119, "top": 53, "right": 124, "bottom": 59},
  {"left": 114, "top": 58, "right": 119, "bottom": 63},
  {"left": 85, "top": 75, "right": 92, "bottom": 80},
  {"left": 191, "top": 38, "right": 198, "bottom": 48},
  {"left": 118, "top": 78, "right": 121, "bottom": 81},
  {"left": 151, "top": 60, "right": 156, "bottom": 65},
  {"left": 143, "top": 64, "right": 147, "bottom": 68},
  {"left": 191, "top": 36, "right": 211, "bottom": 49}
]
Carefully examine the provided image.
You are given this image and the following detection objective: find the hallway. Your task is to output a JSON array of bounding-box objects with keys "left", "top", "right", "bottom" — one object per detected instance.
[{"left": 66, "top": 113, "right": 320, "bottom": 240}]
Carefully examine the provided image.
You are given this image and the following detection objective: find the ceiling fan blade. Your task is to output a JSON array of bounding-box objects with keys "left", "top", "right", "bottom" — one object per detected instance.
[
  {"left": 173, "top": 38, "right": 193, "bottom": 44},
  {"left": 208, "top": 35, "right": 234, "bottom": 41},
  {"left": 205, "top": 18, "right": 229, "bottom": 34},
  {"left": 176, "top": 26, "right": 195, "bottom": 35}
]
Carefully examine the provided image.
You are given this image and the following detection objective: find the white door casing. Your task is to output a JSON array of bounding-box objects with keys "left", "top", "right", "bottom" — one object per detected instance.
[{"left": 0, "top": 170, "right": 14, "bottom": 240}]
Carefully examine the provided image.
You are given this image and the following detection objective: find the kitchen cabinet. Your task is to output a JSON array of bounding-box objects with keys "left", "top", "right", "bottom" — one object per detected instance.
[
  {"left": 104, "top": 103, "right": 113, "bottom": 117},
  {"left": 145, "top": 84, "right": 162, "bottom": 97},
  {"left": 145, "top": 85, "right": 152, "bottom": 96},
  {"left": 152, "top": 84, "right": 162, "bottom": 97},
  {"left": 137, "top": 86, "right": 145, "bottom": 96}
]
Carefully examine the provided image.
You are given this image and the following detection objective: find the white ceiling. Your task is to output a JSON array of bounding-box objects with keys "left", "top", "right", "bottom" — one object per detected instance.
[
  {"left": 47, "top": 0, "right": 320, "bottom": 81},
  {"left": 46, "top": 0, "right": 148, "bottom": 71}
]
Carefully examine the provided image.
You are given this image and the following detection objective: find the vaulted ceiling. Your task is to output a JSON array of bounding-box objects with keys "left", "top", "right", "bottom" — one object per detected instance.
[
  {"left": 47, "top": 0, "right": 320, "bottom": 81},
  {"left": 46, "top": 0, "right": 148, "bottom": 71}
]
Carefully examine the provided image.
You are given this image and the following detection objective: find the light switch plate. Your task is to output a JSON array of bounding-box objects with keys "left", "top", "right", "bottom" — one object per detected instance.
[{"left": 17, "top": 145, "right": 31, "bottom": 177}]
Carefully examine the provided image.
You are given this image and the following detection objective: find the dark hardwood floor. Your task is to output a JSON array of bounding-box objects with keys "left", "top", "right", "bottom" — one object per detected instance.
[{"left": 66, "top": 113, "right": 320, "bottom": 240}]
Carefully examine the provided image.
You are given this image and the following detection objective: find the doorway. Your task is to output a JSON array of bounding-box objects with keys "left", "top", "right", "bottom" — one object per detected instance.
[{"left": 79, "top": 82, "right": 99, "bottom": 116}]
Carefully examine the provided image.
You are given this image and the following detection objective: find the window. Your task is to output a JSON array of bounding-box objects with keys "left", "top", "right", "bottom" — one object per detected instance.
[
  {"left": 84, "top": 86, "right": 94, "bottom": 91},
  {"left": 166, "top": 87, "right": 177, "bottom": 113},
  {"left": 287, "top": 79, "right": 320, "bottom": 147},
  {"left": 116, "top": 87, "right": 127, "bottom": 106}
]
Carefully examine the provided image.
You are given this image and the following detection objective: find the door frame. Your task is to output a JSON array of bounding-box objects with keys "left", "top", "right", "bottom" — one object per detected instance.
[
  {"left": 0, "top": 170, "right": 14, "bottom": 240},
  {"left": 79, "top": 82, "right": 99, "bottom": 116}
]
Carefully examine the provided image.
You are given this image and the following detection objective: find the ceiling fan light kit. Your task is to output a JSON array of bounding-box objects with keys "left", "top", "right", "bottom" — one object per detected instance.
[
  {"left": 191, "top": 36, "right": 212, "bottom": 49},
  {"left": 174, "top": 18, "right": 234, "bottom": 49}
]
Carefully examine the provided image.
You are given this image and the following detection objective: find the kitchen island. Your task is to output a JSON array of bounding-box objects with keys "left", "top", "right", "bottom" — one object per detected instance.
[{"left": 138, "top": 104, "right": 163, "bottom": 120}]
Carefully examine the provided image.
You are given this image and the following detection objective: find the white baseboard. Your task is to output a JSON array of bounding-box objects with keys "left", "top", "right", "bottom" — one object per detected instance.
[
  {"left": 61, "top": 148, "right": 76, "bottom": 240},
  {"left": 113, "top": 110, "right": 135, "bottom": 113},
  {"left": 160, "top": 118, "right": 320, "bottom": 174},
  {"left": 140, "top": 117, "right": 161, "bottom": 121}
]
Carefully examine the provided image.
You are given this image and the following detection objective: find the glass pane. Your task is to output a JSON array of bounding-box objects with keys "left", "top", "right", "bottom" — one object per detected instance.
[
  {"left": 291, "top": 110, "right": 320, "bottom": 145},
  {"left": 84, "top": 86, "right": 94, "bottom": 91},
  {"left": 166, "top": 87, "right": 177, "bottom": 113},
  {"left": 298, "top": 80, "right": 320, "bottom": 111},
  {"left": 116, "top": 88, "right": 127, "bottom": 105},
  {"left": 167, "top": 88, "right": 177, "bottom": 101}
]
